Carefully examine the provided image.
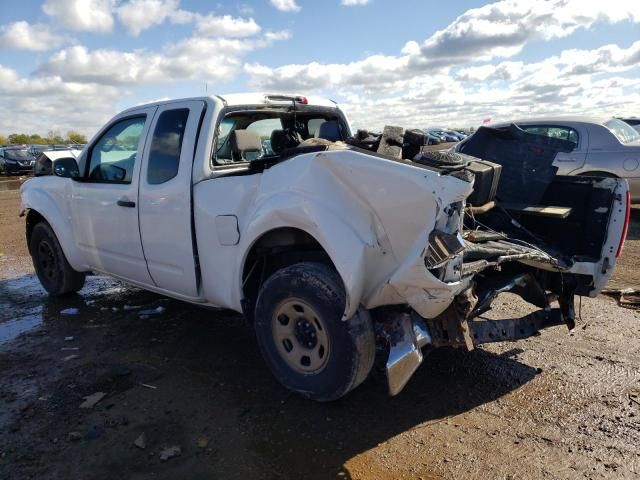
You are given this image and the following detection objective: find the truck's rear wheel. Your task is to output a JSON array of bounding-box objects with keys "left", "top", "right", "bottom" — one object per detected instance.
[
  {"left": 30, "top": 222, "right": 85, "bottom": 296},
  {"left": 254, "top": 262, "right": 375, "bottom": 401}
]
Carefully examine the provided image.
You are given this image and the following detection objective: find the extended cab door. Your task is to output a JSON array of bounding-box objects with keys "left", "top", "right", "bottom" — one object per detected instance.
[
  {"left": 138, "top": 100, "right": 205, "bottom": 299},
  {"left": 70, "top": 107, "right": 157, "bottom": 284}
]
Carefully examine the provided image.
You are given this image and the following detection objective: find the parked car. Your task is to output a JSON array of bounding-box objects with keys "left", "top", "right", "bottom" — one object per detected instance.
[
  {"left": 448, "top": 130, "right": 467, "bottom": 140},
  {"left": 28, "top": 144, "right": 55, "bottom": 157},
  {"left": 66, "top": 143, "right": 87, "bottom": 150},
  {"left": 20, "top": 94, "right": 628, "bottom": 401},
  {"left": 425, "top": 132, "right": 441, "bottom": 145},
  {"left": 619, "top": 117, "right": 640, "bottom": 134},
  {"left": 455, "top": 116, "right": 640, "bottom": 202},
  {"left": 0, "top": 147, "right": 36, "bottom": 175},
  {"left": 427, "top": 128, "right": 459, "bottom": 143}
]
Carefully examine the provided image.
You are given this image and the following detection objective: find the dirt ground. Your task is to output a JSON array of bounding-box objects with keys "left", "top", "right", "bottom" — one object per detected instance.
[{"left": 1, "top": 178, "right": 639, "bottom": 480}]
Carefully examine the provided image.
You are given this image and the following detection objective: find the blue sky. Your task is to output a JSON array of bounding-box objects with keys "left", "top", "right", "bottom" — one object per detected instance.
[{"left": 1, "top": 0, "right": 639, "bottom": 136}]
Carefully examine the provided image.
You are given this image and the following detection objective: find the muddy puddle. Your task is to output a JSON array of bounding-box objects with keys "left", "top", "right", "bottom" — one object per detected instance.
[
  {"left": 1, "top": 261, "right": 639, "bottom": 479},
  {"left": 0, "top": 179, "right": 26, "bottom": 191}
]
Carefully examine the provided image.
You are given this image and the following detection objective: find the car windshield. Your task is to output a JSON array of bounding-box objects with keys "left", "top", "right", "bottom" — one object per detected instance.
[
  {"left": 5, "top": 149, "right": 33, "bottom": 160},
  {"left": 604, "top": 118, "right": 640, "bottom": 144}
]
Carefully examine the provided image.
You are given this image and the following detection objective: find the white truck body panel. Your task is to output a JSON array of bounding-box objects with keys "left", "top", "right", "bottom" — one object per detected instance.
[{"left": 194, "top": 149, "right": 472, "bottom": 319}]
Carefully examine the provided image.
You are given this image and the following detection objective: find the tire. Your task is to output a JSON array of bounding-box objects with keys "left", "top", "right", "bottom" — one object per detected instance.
[
  {"left": 30, "top": 222, "right": 85, "bottom": 296},
  {"left": 254, "top": 262, "right": 375, "bottom": 401}
]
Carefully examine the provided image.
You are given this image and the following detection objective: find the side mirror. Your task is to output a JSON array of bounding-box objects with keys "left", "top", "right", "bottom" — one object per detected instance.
[{"left": 53, "top": 157, "right": 80, "bottom": 179}]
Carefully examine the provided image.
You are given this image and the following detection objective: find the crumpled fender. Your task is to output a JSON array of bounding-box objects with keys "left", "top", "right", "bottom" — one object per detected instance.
[
  {"left": 19, "top": 178, "right": 86, "bottom": 271},
  {"left": 239, "top": 190, "right": 387, "bottom": 319},
  {"left": 237, "top": 149, "right": 473, "bottom": 320}
]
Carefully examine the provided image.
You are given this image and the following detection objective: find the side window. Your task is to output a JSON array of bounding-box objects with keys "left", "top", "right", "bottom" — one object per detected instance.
[
  {"left": 88, "top": 116, "right": 146, "bottom": 183},
  {"left": 147, "top": 109, "right": 189, "bottom": 184}
]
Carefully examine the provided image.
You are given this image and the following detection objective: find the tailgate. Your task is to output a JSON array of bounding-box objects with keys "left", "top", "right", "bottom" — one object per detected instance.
[{"left": 574, "top": 177, "right": 631, "bottom": 296}]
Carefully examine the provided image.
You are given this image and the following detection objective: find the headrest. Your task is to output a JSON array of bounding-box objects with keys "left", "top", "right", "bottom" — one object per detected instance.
[
  {"left": 314, "top": 121, "right": 342, "bottom": 141},
  {"left": 270, "top": 129, "right": 289, "bottom": 154},
  {"left": 231, "top": 129, "right": 262, "bottom": 154}
]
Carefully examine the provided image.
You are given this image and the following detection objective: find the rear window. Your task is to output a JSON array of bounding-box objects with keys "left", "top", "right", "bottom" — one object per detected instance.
[
  {"left": 147, "top": 108, "right": 189, "bottom": 184},
  {"left": 519, "top": 125, "right": 579, "bottom": 149},
  {"left": 604, "top": 118, "right": 640, "bottom": 144}
]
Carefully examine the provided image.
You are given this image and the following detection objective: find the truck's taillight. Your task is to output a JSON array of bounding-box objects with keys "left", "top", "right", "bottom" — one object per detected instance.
[
  {"left": 295, "top": 96, "right": 308, "bottom": 104},
  {"left": 616, "top": 190, "right": 631, "bottom": 258}
]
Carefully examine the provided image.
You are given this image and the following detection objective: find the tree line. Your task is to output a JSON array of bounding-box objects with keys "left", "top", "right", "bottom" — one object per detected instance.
[{"left": 0, "top": 130, "right": 88, "bottom": 146}]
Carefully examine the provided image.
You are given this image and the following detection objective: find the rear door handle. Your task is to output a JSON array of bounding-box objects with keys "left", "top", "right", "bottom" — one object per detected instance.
[{"left": 117, "top": 199, "right": 136, "bottom": 208}]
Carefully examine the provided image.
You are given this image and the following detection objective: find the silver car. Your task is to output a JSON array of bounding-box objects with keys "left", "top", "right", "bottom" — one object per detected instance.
[{"left": 457, "top": 116, "right": 640, "bottom": 202}]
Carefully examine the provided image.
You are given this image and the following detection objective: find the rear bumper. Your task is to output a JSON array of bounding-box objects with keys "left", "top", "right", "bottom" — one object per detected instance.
[{"left": 385, "top": 308, "right": 567, "bottom": 396}]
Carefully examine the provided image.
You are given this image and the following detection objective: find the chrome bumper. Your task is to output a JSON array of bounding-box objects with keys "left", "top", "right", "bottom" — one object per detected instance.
[{"left": 385, "top": 313, "right": 432, "bottom": 395}]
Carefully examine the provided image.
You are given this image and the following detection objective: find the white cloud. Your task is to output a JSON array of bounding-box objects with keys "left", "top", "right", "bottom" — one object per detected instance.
[
  {"left": 36, "top": 31, "right": 290, "bottom": 86},
  {"left": 42, "top": 0, "right": 115, "bottom": 33},
  {"left": 248, "top": 0, "right": 640, "bottom": 94},
  {"left": 270, "top": 0, "right": 301, "bottom": 13},
  {"left": 341, "top": 0, "right": 370, "bottom": 5},
  {"left": 456, "top": 61, "right": 524, "bottom": 82},
  {"left": 195, "top": 14, "right": 261, "bottom": 37},
  {"left": 0, "top": 21, "right": 65, "bottom": 51},
  {"left": 115, "top": 0, "right": 192, "bottom": 36},
  {"left": 0, "top": 64, "right": 122, "bottom": 135},
  {"left": 405, "top": 0, "right": 640, "bottom": 70}
]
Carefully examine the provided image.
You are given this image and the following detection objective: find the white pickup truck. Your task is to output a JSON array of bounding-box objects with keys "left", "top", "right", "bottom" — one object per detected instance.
[{"left": 20, "top": 94, "right": 630, "bottom": 401}]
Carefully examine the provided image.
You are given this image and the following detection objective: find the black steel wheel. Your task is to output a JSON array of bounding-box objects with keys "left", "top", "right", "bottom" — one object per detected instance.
[{"left": 30, "top": 221, "right": 85, "bottom": 296}]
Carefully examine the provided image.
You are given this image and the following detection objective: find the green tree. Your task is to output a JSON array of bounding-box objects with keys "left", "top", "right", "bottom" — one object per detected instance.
[
  {"left": 66, "top": 130, "right": 87, "bottom": 144},
  {"left": 46, "top": 130, "right": 65, "bottom": 144},
  {"left": 8, "top": 133, "right": 31, "bottom": 144}
]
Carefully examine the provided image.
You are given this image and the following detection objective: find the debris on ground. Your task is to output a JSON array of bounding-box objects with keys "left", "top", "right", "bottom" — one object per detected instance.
[
  {"left": 159, "top": 445, "right": 181, "bottom": 461},
  {"left": 68, "top": 431, "right": 82, "bottom": 442},
  {"left": 79, "top": 392, "right": 106, "bottom": 409},
  {"left": 124, "top": 305, "right": 142, "bottom": 310},
  {"left": 60, "top": 308, "right": 79, "bottom": 315},
  {"left": 133, "top": 433, "right": 147, "bottom": 449},
  {"left": 139, "top": 383, "right": 157, "bottom": 390},
  {"left": 64, "top": 336, "right": 74, "bottom": 341},
  {"left": 196, "top": 436, "right": 210, "bottom": 449},
  {"left": 602, "top": 288, "right": 640, "bottom": 309},
  {"left": 139, "top": 306, "right": 166, "bottom": 316},
  {"left": 63, "top": 354, "right": 78, "bottom": 362}
]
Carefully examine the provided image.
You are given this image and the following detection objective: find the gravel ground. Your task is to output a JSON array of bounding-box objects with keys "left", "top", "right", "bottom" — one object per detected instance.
[{"left": 1, "top": 179, "right": 639, "bottom": 480}]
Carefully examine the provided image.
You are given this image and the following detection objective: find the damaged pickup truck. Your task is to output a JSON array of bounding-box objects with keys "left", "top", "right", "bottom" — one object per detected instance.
[{"left": 20, "top": 94, "right": 630, "bottom": 401}]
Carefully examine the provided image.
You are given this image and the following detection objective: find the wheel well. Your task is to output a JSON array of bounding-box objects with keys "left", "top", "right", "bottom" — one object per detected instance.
[
  {"left": 578, "top": 171, "right": 618, "bottom": 178},
  {"left": 25, "top": 209, "right": 46, "bottom": 255},
  {"left": 241, "top": 228, "right": 337, "bottom": 321}
]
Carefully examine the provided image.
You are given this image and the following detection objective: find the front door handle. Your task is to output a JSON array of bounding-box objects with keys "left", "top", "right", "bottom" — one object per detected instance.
[{"left": 117, "top": 199, "right": 136, "bottom": 208}]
